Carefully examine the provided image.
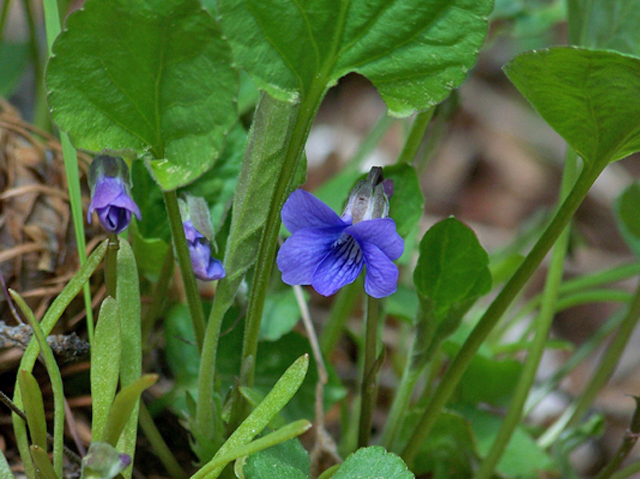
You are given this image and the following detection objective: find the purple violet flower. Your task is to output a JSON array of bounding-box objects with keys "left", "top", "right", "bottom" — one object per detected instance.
[
  {"left": 184, "top": 219, "right": 226, "bottom": 281},
  {"left": 87, "top": 155, "right": 141, "bottom": 235},
  {"left": 277, "top": 172, "right": 403, "bottom": 298}
]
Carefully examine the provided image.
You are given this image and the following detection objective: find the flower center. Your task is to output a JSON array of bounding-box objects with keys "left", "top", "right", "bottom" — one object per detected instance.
[{"left": 332, "top": 233, "right": 363, "bottom": 267}]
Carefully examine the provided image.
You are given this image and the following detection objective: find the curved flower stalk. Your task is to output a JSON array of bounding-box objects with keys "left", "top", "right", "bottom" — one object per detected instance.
[
  {"left": 277, "top": 167, "right": 403, "bottom": 298},
  {"left": 87, "top": 155, "right": 141, "bottom": 234},
  {"left": 179, "top": 195, "right": 225, "bottom": 282}
]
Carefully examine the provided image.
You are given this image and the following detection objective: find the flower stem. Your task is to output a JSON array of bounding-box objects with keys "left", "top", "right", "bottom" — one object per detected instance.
[
  {"left": 105, "top": 234, "right": 119, "bottom": 299},
  {"left": 396, "top": 108, "right": 434, "bottom": 165},
  {"left": 596, "top": 396, "right": 640, "bottom": 479},
  {"left": 401, "top": 161, "right": 605, "bottom": 465},
  {"left": 358, "top": 295, "right": 380, "bottom": 448},
  {"left": 538, "top": 278, "right": 640, "bottom": 448},
  {"left": 476, "top": 147, "right": 578, "bottom": 478},
  {"left": 163, "top": 189, "right": 205, "bottom": 352}
]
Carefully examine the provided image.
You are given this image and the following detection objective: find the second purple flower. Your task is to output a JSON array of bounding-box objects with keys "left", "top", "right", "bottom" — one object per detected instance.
[{"left": 87, "top": 155, "right": 141, "bottom": 235}]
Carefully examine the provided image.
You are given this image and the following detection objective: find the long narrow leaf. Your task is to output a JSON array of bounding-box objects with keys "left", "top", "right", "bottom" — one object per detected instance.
[
  {"left": 17, "top": 370, "right": 47, "bottom": 451},
  {"left": 102, "top": 375, "right": 158, "bottom": 448},
  {"left": 115, "top": 239, "right": 142, "bottom": 478},
  {"left": 198, "top": 420, "right": 312, "bottom": 479},
  {"left": 91, "top": 297, "right": 122, "bottom": 441},
  {"left": 11, "top": 240, "right": 107, "bottom": 478},
  {"left": 30, "top": 445, "right": 58, "bottom": 479},
  {"left": 193, "top": 354, "right": 309, "bottom": 479},
  {"left": 11, "top": 291, "right": 66, "bottom": 477}
]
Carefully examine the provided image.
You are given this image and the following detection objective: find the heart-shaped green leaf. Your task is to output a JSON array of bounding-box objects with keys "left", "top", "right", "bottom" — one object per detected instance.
[
  {"left": 46, "top": 0, "right": 238, "bottom": 190},
  {"left": 414, "top": 217, "right": 491, "bottom": 317},
  {"left": 217, "top": 0, "right": 492, "bottom": 116},
  {"left": 504, "top": 47, "right": 640, "bottom": 166}
]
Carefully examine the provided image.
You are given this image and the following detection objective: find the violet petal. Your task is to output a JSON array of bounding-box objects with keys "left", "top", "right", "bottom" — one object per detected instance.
[
  {"left": 281, "top": 189, "right": 345, "bottom": 234},
  {"left": 277, "top": 226, "right": 343, "bottom": 286},
  {"left": 360, "top": 241, "right": 399, "bottom": 298},
  {"left": 346, "top": 218, "right": 404, "bottom": 260},
  {"left": 97, "top": 206, "right": 132, "bottom": 235},
  {"left": 311, "top": 234, "right": 364, "bottom": 296}
]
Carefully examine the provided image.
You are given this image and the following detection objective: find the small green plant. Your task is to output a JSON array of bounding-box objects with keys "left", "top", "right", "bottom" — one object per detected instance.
[{"left": 2, "top": 0, "right": 640, "bottom": 478}]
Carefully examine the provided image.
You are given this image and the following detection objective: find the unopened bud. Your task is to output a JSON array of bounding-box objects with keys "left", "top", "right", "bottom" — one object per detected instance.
[{"left": 342, "top": 166, "right": 391, "bottom": 224}]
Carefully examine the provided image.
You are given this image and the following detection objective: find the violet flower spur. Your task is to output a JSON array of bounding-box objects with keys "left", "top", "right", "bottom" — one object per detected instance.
[
  {"left": 276, "top": 187, "right": 404, "bottom": 298},
  {"left": 87, "top": 155, "right": 141, "bottom": 235},
  {"left": 183, "top": 220, "right": 226, "bottom": 281}
]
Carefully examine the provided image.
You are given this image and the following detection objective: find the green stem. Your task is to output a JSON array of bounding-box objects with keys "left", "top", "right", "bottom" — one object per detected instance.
[
  {"left": 476, "top": 148, "right": 578, "bottom": 478},
  {"left": 11, "top": 291, "right": 65, "bottom": 478},
  {"left": 382, "top": 300, "right": 435, "bottom": 451},
  {"left": 396, "top": 108, "right": 435, "bottom": 165},
  {"left": 381, "top": 336, "right": 420, "bottom": 451},
  {"left": 319, "top": 279, "right": 361, "bottom": 356},
  {"left": 240, "top": 82, "right": 327, "bottom": 389},
  {"left": 358, "top": 295, "right": 380, "bottom": 448},
  {"left": 495, "top": 262, "right": 640, "bottom": 344},
  {"left": 163, "top": 190, "right": 206, "bottom": 352},
  {"left": 42, "top": 0, "right": 94, "bottom": 344},
  {"left": 597, "top": 397, "right": 640, "bottom": 479},
  {"left": 539, "top": 278, "right": 640, "bottom": 448},
  {"left": 138, "top": 402, "right": 187, "bottom": 479},
  {"left": 105, "top": 234, "right": 119, "bottom": 299},
  {"left": 195, "top": 285, "right": 234, "bottom": 454},
  {"left": 515, "top": 289, "right": 631, "bottom": 346},
  {"left": 401, "top": 162, "right": 605, "bottom": 465}
]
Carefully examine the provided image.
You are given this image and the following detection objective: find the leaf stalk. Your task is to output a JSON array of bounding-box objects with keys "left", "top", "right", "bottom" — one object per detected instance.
[{"left": 476, "top": 147, "right": 578, "bottom": 477}]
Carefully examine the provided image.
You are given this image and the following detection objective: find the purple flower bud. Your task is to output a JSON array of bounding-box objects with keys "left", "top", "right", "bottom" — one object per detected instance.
[
  {"left": 183, "top": 220, "right": 225, "bottom": 281},
  {"left": 341, "top": 166, "right": 390, "bottom": 224},
  {"left": 87, "top": 155, "right": 141, "bottom": 234}
]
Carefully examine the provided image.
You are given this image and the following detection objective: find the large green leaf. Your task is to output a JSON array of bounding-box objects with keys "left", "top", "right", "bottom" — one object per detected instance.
[
  {"left": 568, "top": 0, "right": 640, "bottom": 54},
  {"left": 46, "top": 0, "right": 238, "bottom": 190},
  {"left": 410, "top": 218, "right": 491, "bottom": 369},
  {"left": 332, "top": 446, "right": 414, "bottom": 479},
  {"left": 216, "top": 0, "right": 492, "bottom": 116},
  {"left": 504, "top": 47, "right": 640, "bottom": 165}
]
